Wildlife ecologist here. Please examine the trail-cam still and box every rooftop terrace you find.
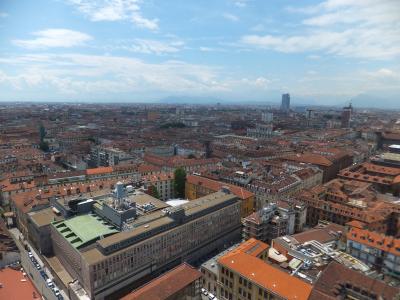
[53,214,118,249]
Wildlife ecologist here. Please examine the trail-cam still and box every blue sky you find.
[0,0,399,105]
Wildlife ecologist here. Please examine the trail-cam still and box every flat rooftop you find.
[100,192,168,210]
[53,214,118,249]
[97,191,237,248]
[28,207,64,227]
[82,191,238,264]
[381,152,400,162]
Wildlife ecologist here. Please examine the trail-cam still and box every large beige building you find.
[50,191,242,299]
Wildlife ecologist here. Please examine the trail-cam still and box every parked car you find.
[46,279,54,288]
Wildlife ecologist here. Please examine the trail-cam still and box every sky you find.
[0,0,399,106]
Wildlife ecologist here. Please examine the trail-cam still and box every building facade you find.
[281,93,290,113]
[346,221,400,279]
[51,191,242,299]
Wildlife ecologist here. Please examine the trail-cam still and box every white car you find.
[208,293,215,299]
[201,288,208,296]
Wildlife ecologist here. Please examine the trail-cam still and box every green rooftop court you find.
[53,214,118,249]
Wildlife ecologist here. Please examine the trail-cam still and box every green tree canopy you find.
[148,185,161,199]
[174,167,186,198]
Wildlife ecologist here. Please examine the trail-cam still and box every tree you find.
[39,124,46,142]
[39,141,49,152]
[148,185,161,199]
[187,153,196,159]
[174,167,186,198]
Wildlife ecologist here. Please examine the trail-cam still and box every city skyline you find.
[0,0,399,106]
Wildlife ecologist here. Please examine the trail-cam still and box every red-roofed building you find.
[283,149,353,182]
[121,263,202,300]
[298,179,399,236]
[346,221,400,279]
[217,238,313,300]
[309,261,400,300]
[186,174,254,218]
[0,267,41,300]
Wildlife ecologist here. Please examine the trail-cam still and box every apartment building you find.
[298,179,399,236]
[283,148,353,182]
[185,174,254,218]
[50,191,242,299]
[144,153,220,173]
[212,162,322,209]
[142,172,174,201]
[217,239,313,300]
[339,161,400,196]
[90,146,129,167]
[122,263,202,300]
[309,261,400,300]
[243,202,292,243]
[346,221,400,279]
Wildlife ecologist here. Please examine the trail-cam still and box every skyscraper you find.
[281,93,290,112]
[341,103,353,128]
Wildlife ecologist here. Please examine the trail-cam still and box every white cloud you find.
[130,39,184,54]
[104,38,184,55]
[0,12,8,18]
[254,77,270,88]
[66,0,159,31]
[366,68,399,80]
[0,53,227,95]
[199,46,226,52]
[242,0,400,59]
[222,13,239,22]
[233,1,248,8]
[13,29,92,49]
[239,77,271,89]
[0,53,279,100]
[131,13,158,30]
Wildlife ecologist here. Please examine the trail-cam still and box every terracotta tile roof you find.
[86,166,113,175]
[137,164,161,174]
[347,226,400,256]
[309,262,399,300]
[121,263,202,300]
[346,220,366,229]
[284,153,333,167]
[187,174,254,199]
[142,172,174,182]
[233,238,269,257]
[0,179,36,192]
[291,223,344,244]
[218,241,313,300]
[0,267,41,300]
